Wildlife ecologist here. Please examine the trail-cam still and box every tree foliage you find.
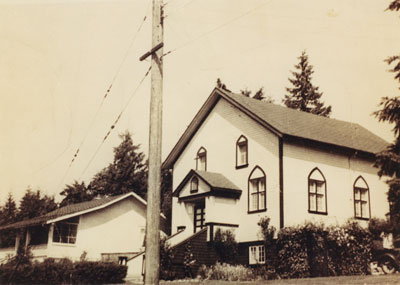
[17,188,57,221]
[240,87,274,103]
[283,51,331,117]
[374,3,400,233]
[89,131,148,199]
[59,181,93,207]
[0,193,17,225]
[0,193,18,247]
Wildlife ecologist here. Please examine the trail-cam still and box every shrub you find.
[198,262,255,281]
[160,236,176,280]
[213,229,238,264]
[258,218,373,279]
[0,258,127,284]
[275,225,310,279]
[368,218,393,239]
[326,220,373,276]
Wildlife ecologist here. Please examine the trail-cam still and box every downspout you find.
[279,137,284,229]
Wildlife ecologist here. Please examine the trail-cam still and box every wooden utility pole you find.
[143,0,163,284]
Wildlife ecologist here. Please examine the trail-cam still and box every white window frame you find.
[53,216,79,244]
[249,245,265,265]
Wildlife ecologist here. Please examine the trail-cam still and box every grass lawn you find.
[146,274,400,284]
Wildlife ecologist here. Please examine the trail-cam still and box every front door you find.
[194,202,205,233]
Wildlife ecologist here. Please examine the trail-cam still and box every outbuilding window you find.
[53,216,79,244]
[236,135,248,168]
[354,176,370,220]
[308,168,327,214]
[248,166,266,213]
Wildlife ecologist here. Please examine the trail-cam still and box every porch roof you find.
[173,169,242,200]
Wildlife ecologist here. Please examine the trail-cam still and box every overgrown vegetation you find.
[213,229,238,264]
[198,262,255,281]
[258,218,373,279]
[0,257,127,284]
[373,0,400,236]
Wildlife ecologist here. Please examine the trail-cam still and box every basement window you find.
[249,245,265,265]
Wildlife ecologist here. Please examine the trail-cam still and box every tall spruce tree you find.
[17,188,57,221]
[89,131,148,199]
[283,51,332,117]
[374,0,400,234]
[0,193,18,247]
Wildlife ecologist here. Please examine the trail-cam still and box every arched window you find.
[308,168,327,214]
[196,147,207,171]
[354,176,370,219]
[190,177,199,193]
[248,166,266,213]
[236,135,248,168]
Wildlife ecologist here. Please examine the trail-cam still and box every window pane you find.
[360,189,367,201]
[355,201,361,217]
[316,195,325,212]
[316,182,324,194]
[251,193,258,211]
[309,181,316,193]
[259,179,265,191]
[354,188,360,200]
[259,192,265,209]
[309,194,316,211]
[361,201,368,218]
[250,180,258,193]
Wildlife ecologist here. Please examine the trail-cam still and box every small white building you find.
[163,87,390,265]
[0,192,167,264]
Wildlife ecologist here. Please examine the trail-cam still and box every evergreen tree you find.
[374,1,400,233]
[0,193,18,247]
[17,188,57,221]
[0,193,17,225]
[89,131,148,199]
[240,87,275,103]
[283,51,332,117]
[59,181,93,207]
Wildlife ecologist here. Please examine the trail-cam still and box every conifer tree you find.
[283,51,332,117]
[0,193,18,247]
[89,131,148,199]
[374,0,400,233]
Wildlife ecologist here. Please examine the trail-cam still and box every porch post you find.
[47,223,54,250]
[25,228,31,249]
[15,231,21,254]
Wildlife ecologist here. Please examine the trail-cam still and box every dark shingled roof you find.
[0,193,132,231]
[173,169,241,197]
[163,88,389,169]
[194,170,241,191]
[223,90,388,154]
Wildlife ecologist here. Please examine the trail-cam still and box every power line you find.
[58,2,151,189]
[78,65,152,180]
[162,1,271,58]
[163,0,196,19]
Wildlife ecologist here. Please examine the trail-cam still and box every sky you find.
[0,0,399,205]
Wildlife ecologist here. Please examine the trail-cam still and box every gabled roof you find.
[0,192,159,231]
[163,88,389,169]
[173,169,242,199]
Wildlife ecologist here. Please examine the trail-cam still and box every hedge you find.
[0,258,127,284]
[260,219,373,279]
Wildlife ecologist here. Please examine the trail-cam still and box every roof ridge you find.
[221,88,365,127]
